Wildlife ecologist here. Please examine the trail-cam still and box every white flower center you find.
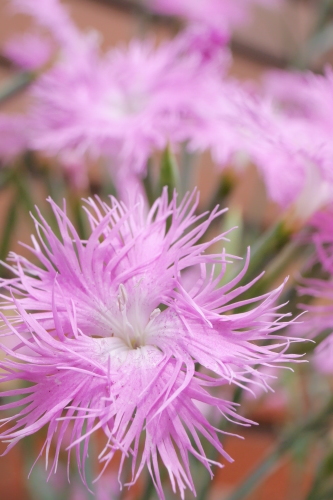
[103,88,147,120]
[114,283,161,350]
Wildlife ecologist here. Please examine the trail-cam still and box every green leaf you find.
[142,159,156,207]
[0,71,35,104]
[307,447,333,500]
[158,145,180,200]
[0,196,18,262]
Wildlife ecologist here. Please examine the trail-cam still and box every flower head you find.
[27,26,229,185]
[0,190,301,498]
[258,68,333,217]
[8,0,230,181]
[191,71,333,218]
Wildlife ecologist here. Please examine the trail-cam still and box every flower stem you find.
[0,71,35,105]
[158,145,180,201]
[142,159,156,207]
[240,237,309,304]
[0,195,18,262]
[225,396,333,500]
[70,196,89,240]
[243,220,292,283]
[12,168,36,215]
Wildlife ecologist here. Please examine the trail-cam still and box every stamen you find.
[149,308,161,322]
[117,284,128,312]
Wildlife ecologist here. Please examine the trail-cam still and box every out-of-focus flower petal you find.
[3,33,53,70]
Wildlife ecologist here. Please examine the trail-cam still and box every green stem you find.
[0,195,18,262]
[142,160,156,208]
[225,396,333,500]
[314,0,333,33]
[0,168,16,191]
[158,145,180,201]
[70,196,88,240]
[42,164,66,205]
[305,439,333,499]
[239,238,309,304]
[179,144,197,197]
[244,220,292,283]
[0,71,35,105]
[12,170,36,215]
[224,220,294,313]
[292,0,333,68]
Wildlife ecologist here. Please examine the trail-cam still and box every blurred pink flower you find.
[27,26,229,182]
[258,68,333,216]
[9,0,331,218]
[0,190,301,499]
[263,68,333,122]
[189,70,333,217]
[11,0,81,50]
[4,0,231,194]
[0,114,29,163]
[297,208,333,373]
[147,0,280,33]
[3,33,53,70]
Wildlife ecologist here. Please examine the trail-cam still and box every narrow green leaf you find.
[142,159,156,207]
[158,145,180,200]
[0,196,18,262]
[0,71,35,105]
[307,447,333,500]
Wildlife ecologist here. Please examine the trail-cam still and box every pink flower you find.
[242,108,333,217]
[258,68,333,217]
[0,114,29,164]
[10,0,81,50]
[263,68,333,122]
[3,33,53,70]
[5,0,232,195]
[27,26,229,181]
[0,190,301,498]
[297,209,333,373]
[147,0,280,33]
[190,71,333,217]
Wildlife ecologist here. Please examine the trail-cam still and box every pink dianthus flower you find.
[27,26,229,185]
[258,68,333,216]
[0,190,300,498]
[9,0,230,183]
[191,74,333,216]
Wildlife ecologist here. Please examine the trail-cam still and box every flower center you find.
[103,87,147,120]
[115,284,160,350]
